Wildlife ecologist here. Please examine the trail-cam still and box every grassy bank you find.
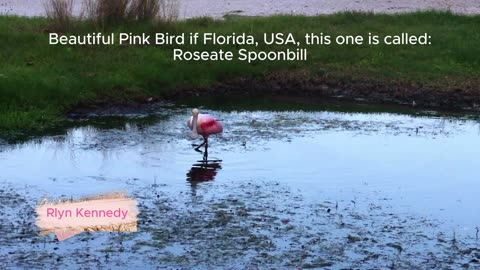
[1,12,479,135]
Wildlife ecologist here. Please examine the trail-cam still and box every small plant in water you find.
[452,230,457,245]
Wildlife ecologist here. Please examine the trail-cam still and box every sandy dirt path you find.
[1,0,479,18]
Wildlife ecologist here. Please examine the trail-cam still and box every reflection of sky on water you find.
[1,109,479,233]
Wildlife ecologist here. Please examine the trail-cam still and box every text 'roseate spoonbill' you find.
[187,108,223,151]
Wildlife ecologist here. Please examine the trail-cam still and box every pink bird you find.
[187,108,223,151]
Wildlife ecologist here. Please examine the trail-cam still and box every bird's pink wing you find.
[199,115,223,135]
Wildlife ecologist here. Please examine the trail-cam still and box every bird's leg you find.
[203,137,209,160]
[194,142,205,152]
[203,147,208,162]
[194,136,207,151]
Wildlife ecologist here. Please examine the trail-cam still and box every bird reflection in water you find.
[186,149,222,195]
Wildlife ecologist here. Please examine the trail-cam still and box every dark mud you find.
[170,71,480,112]
[67,71,480,121]
[1,181,480,269]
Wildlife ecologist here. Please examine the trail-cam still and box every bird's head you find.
[192,108,199,115]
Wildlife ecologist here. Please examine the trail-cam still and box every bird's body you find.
[187,109,223,152]
[187,114,223,137]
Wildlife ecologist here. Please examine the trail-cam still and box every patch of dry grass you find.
[158,0,179,22]
[44,0,74,31]
[45,0,179,27]
[129,0,160,21]
[82,0,130,25]
[81,0,179,24]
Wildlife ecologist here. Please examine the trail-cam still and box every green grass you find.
[1,11,479,135]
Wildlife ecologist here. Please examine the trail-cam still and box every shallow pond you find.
[1,98,480,269]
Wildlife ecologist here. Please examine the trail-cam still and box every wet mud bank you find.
[68,71,480,118]
[2,182,480,269]
[170,71,480,112]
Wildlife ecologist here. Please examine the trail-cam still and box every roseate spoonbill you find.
[187,108,223,151]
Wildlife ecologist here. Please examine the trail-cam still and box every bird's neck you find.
[190,113,199,138]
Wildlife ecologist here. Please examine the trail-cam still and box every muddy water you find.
[1,100,480,269]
